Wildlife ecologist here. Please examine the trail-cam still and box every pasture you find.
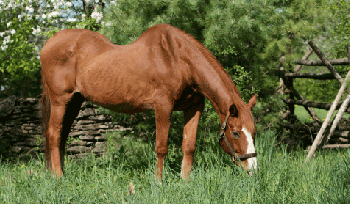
[295,105,350,122]
[1,129,349,203]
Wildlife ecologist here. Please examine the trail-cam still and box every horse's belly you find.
[80,86,156,114]
[100,102,153,114]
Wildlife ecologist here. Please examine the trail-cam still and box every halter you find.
[219,113,257,161]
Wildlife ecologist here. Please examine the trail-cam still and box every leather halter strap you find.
[219,113,257,161]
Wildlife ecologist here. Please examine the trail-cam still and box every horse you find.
[40,24,257,179]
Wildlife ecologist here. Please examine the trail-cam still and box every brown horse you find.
[40,24,257,179]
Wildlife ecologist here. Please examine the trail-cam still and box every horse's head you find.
[219,95,258,174]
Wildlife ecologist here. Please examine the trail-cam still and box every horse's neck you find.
[194,68,237,116]
[190,57,247,119]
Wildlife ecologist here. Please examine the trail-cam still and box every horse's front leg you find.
[181,95,205,179]
[154,103,172,180]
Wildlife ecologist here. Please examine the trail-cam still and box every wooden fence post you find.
[325,94,350,143]
[306,70,350,162]
[326,46,350,143]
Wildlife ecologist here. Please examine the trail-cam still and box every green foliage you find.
[294,76,340,103]
[263,0,331,62]
[204,0,269,59]
[330,0,350,59]
[281,0,350,104]
[0,0,103,98]
[100,0,207,45]
[249,94,285,133]
[0,0,45,97]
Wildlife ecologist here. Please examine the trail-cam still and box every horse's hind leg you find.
[180,94,205,179]
[46,93,84,176]
[154,100,174,180]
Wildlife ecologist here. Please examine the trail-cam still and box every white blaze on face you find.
[242,127,258,170]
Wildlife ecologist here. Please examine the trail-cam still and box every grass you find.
[295,105,350,122]
[1,129,350,203]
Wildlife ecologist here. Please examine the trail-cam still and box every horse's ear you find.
[248,94,257,110]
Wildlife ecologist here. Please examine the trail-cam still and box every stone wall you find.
[0,96,125,159]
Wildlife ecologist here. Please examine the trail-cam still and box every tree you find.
[330,0,350,59]
[0,0,106,98]
[288,0,348,103]
[0,0,48,97]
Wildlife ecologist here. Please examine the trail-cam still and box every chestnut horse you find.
[40,24,257,179]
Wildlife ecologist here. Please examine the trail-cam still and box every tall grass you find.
[1,129,349,203]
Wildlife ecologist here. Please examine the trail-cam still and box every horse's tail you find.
[41,75,50,160]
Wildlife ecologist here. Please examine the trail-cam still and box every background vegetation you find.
[2,0,349,122]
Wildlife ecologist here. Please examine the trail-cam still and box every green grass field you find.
[294,105,350,122]
[1,129,349,203]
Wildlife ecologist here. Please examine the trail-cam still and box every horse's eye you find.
[231,131,240,139]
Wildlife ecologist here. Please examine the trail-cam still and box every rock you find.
[91,115,106,121]
[69,140,87,146]
[88,130,101,136]
[79,135,95,141]
[97,124,109,129]
[0,95,16,118]
[95,136,107,141]
[69,131,85,137]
